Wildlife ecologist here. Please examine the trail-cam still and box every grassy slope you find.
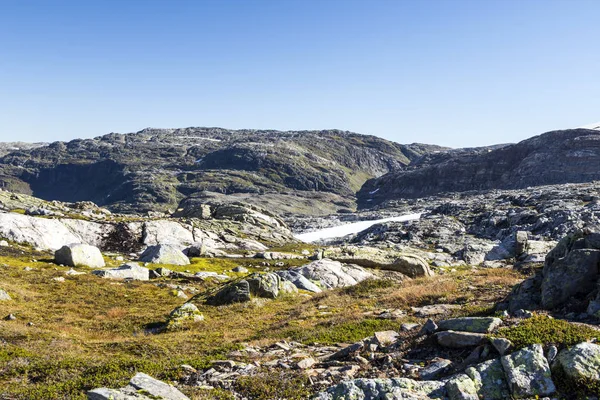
[0,245,527,399]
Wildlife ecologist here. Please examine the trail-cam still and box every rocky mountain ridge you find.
[0,127,445,215]
[359,128,600,207]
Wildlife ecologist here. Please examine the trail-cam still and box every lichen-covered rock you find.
[491,338,512,356]
[314,377,446,399]
[435,331,487,348]
[465,359,510,400]
[246,273,280,299]
[500,344,555,398]
[88,372,189,400]
[555,342,600,383]
[139,244,190,265]
[92,262,150,280]
[437,317,502,333]
[206,280,251,305]
[168,303,204,327]
[55,243,105,268]
[445,374,478,400]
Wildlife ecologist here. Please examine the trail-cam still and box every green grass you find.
[495,315,600,349]
[283,318,399,345]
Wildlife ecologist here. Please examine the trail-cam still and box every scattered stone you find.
[297,357,317,370]
[419,319,438,336]
[325,341,365,361]
[55,243,105,268]
[546,345,558,363]
[65,268,86,276]
[52,277,65,282]
[490,338,512,356]
[0,240,8,247]
[92,263,150,281]
[139,244,190,266]
[401,323,420,331]
[500,344,556,398]
[0,289,11,301]
[168,303,204,327]
[373,330,399,346]
[4,314,16,321]
[275,270,322,293]
[514,309,533,319]
[419,358,452,380]
[435,331,487,348]
[437,317,502,333]
[232,266,248,273]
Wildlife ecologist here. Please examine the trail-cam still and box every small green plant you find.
[235,371,312,400]
[495,315,600,349]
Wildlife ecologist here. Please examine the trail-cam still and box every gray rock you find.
[555,342,600,383]
[401,323,420,331]
[275,270,322,293]
[437,317,502,333]
[419,319,438,336]
[465,358,510,400]
[546,345,558,363]
[314,377,446,400]
[128,372,189,400]
[500,344,556,398]
[515,231,529,256]
[232,266,249,273]
[435,331,487,348]
[373,330,399,346]
[206,280,251,305]
[445,373,478,400]
[55,243,105,268]
[293,259,374,289]
[0,289,11,301]
[246,273,280,299]
[92,263,149,280]
[419,358,452,380]
[491,338,512,355]
[514,309,533,319]
[139,244,190,266]
[325,341,365,361]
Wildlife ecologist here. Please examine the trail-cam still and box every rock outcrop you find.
[139,244,190,266]
[88,372,189,400]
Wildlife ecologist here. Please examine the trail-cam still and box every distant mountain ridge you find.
[0,127,446,215]
[358,128,600,208]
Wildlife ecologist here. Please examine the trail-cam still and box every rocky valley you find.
[1,126,600,399]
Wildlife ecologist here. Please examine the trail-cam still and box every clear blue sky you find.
[1,0,599,147]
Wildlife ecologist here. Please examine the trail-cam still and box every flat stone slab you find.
[435,330,487,348]
[501,344,555,398]
[437,317,502,333]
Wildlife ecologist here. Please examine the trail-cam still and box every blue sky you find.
[1,0,599,147]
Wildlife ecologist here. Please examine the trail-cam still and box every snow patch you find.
[295,213,422,242]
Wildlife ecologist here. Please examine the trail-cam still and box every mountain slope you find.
[358,128,600,207]
[0,127,445,215]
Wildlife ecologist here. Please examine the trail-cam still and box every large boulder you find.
[555,342,600,384]
[55,243,105,268]
[324,246,433,278]
[465,359,510,400]
[142,221,195,249]
[139,244,190,265]
[88,372,189,400]
[500,344,555,398]
[92,263,150,280]
[206,280,251,306]
[167,303,204,327]
[246,273,280,299]
[293,259,375,289]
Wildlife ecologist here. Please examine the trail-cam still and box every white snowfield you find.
[295,213,422,243]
